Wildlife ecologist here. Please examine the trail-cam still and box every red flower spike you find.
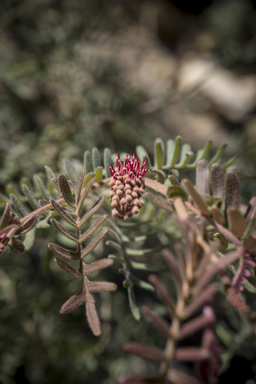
[109,154,147,220]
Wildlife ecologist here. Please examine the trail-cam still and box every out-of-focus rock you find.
[161,106,229,148]
[178,56,256,122]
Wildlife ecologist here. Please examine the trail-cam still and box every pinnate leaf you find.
[75,169,85,205]
[60,284,86,314]
[58,174,75,207]
[16,215,38,235]
[55,258,82,279]
[79,195,106,227]
[50,199,76,227]
[77,177,95,213]
[83,258,114,274]
[50,218,78,242]
[86,293,101,336]
[48,242,80,260]
[79,214,108,243]
[81,228,108,258]
[87,281,117,292]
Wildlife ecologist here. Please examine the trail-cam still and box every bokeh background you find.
[1,0,256,383]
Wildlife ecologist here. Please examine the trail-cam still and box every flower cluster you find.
[109,154,147,220]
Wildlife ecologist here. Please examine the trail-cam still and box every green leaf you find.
[104,226,122,244]
[168,175,181,186]
[34,175,53,201]
[136,145,151,167]
[95,166,103,183]
[36,212,52,229]
[10,194,27,218]
[150,169,165,184]
[104,148,112,178]
[222,152,242,170]
[23,227,36,251]
[92,147,100,170]
[164,136,181,168]
[130,261,159,271]
[64,159,77,185]
[125,247,160,256]
[154,138,164,169]
[58,174,75,207]
[44,165,56,180]
[175,144,193,168]
[106,240,124,257]
[22,184,41,210]
[84,150,92,174]
[166,185,188,200]
[82,172,95,188]
[209,144,227,166]
[0,193,9,208]
[128,286,141,320]
[6,183,25,202]
[187,140,212,169]
[127,272,155,291]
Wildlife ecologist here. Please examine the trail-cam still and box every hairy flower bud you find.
[109,154,147,219]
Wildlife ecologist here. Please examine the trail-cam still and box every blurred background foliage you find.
[1,0,256,383]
